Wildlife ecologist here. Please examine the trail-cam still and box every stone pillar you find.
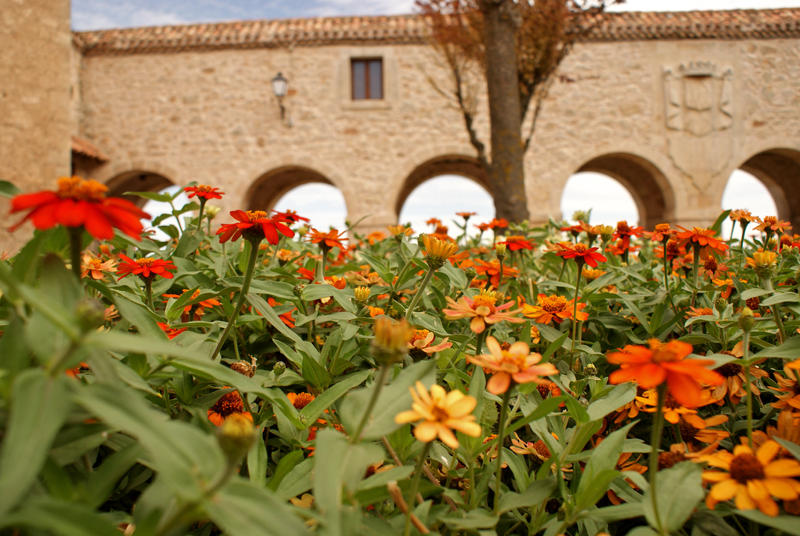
[0,0,72,254]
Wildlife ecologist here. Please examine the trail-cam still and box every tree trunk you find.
[479,0,529,223]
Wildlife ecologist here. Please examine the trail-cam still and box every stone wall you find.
[0,0,72,253]
[76,34,800,231]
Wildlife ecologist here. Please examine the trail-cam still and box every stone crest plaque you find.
[663,62,733,182]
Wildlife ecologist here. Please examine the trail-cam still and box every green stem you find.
[475,329,487,355]
[169,200,184,234]
[661,239,671,295]
[211,238,260,360]
[404,441,432,536]
[318,247,328,282]
[68,227,83,280]
[742,330,754,448]
[691,244,700,308]
[570,265,584,358]
[144,278,154,310]
[764,278,786,343]
[405,267,436,320]
[493,387,513,513]
[649,383,668,536]
[350,364,390,443]
[196,199,206,231]
[497,258,504,290]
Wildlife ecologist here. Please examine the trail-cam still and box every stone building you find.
[2,1,800,251]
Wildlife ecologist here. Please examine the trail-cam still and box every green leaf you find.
[761,292,800,306]
[439,509,498,529]
[710,209,731,234]
[775,437,800,462]
[206,478,310,536]
[751,336,800,360]
[275,457,313,500]
[299,369,370,426]
[86,442,145,508]
[301,354,331,390]
[576,422,635,510]
[0,497,119,535]
[497,478,557,514]
[625,527,659,536]
[125,190,173,202]
[248,294,302,344]
[0,179,20,197]
[564,395,590,424]
[642,461,703,533]
[0,370,71,514]
[247,425,268,487]
[587,383,636,421]
[111,292,163,339]
[339,361,436,441]
[589,502,644,523]
[740,288,771,300]
[439,262,467,289]
[268,449,305,491]
[736,509,800,536]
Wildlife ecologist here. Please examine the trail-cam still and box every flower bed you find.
[0,179,799,535]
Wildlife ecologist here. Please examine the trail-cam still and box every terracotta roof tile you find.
[71,136,108,162]
[75,9,800,55]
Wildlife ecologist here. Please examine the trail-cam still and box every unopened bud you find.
[714,297,728,314]
[273,361,286,377]
[739,307,755,332]
[495,242,507,260]
[584,363,598,376]
[205,205,221,219]
[354,286,371,302]
[372,317,415,364]
[75,298,106,332]
[217,413,256,463]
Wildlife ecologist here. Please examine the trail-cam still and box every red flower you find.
[216,210,294,244]
[556,242,607,267]
[9,176,150,240]
[184,184,224,200]
[487,218,508,230]
[273,209,309,224]
[675,227,729,258]
[117,254,176,280]
[157,322,187,340]
[607,339,723,408]
[500,235,534,252]
[307,228,347,251]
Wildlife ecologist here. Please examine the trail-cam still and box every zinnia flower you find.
[499,235,534,252]
[81,253,117,280]
[157,322,187,340]
[9,176,150,240]
[308,228,346,251]
[443,289,523,334]
[117,254,176,280]
[702,440,800,516]
[467,336,557,394]
[184,184,224,200]
[394,382,481,449]
[273,209,309,224]
[422,234,458,265]
[207,390,253,426]
[556,242,607,267]
[675,227,729,258]
[522,293,588,325]
[607,339,724,408]
[216,210,294,244]
[408,329,452,356]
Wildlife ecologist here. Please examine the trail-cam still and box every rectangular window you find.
[351,58,383,100]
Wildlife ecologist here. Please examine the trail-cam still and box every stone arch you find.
[246,166,345,213]
[732,148,800,228]
[572,153,674,229]
[395,154,491,218]
[104,169,175,206]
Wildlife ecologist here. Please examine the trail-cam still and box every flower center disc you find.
[729,453,765,483]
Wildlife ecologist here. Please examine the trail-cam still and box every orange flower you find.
[472,258,519,288]
[701,440,800,516]
[607,339,724,408]
[367,305,385,317]
[755,216,791,236]
[675,227,729,258]
[117,254,176,280]
[394,382,481,449]
[522,293,588,325]
[162,288,221,321]
[365,231,387,244]
[81,253,116,280]
[614,220,644,246]
[9,176,150,240]
[442,289,523,334]
[487,218,508,230]
[157,322,187,339]
[272,209,309,224]
[287,392,315,410]
[307,228,346,251]
[729,209,755,223]
[267,297,296,328]
[456,211,477,219]
[216,210,294,244]
[207,390,252,427]
[408,329,452,355]
[184,184,223,200]
[645,223,674,242]
[467,336,557,394]
[556,242,607,267]
[499,235,534,252]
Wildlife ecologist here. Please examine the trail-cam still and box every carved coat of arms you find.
[663,62,733,183]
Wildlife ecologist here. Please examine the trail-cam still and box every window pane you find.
[352,61,366,99]
[368,59,382,99]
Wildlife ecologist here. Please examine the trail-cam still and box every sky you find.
[75,0,793,233]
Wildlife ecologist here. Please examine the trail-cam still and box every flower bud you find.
[273,361,286,377]
[217,413,256,463]
[495,242,507,260]
[75,297,106,332]
[584,363,598,376]
[572,210,589,223]
[739,307,755,332]
[354,286,371,303]
[205,205,221,219]
[372,317,414,364]
[714,297,728,314]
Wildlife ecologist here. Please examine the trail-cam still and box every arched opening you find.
[561,172,639,226]
[105,170,187,240]
[721,170,779,239]
[398,175,494,235]
[248,167,347,231]
[734,148,800,230]
[397,155,493,235]
[567,153,673,229]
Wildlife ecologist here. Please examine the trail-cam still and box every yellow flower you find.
[395,382,481,449]
[372,317,415,364]
[421,234,458,266]
[746,250,778,268]
[702,440,800,516]
[354,286,371,302]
